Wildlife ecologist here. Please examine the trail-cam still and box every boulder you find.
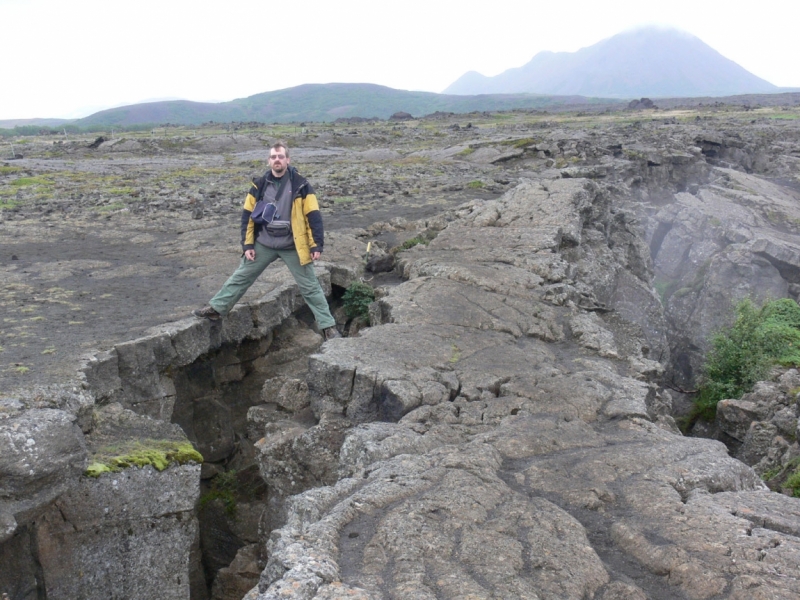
[0,409,87,543]
[717,398,770,441]
[35,464,200,600]
[211,544,264,600]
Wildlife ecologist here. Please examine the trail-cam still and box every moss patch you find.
[449,344,462,364]
[86,439,202,477]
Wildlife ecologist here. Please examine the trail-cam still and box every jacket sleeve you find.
[302,184,323,252]
[241,183,259,251]
[306,207,323,253]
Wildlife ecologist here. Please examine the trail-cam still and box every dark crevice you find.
[755,251,800,285]
[649,221,673,260]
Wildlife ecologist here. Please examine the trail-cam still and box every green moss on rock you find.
[85,440,203,478]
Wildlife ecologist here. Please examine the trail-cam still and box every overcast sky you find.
[1,0,798,120]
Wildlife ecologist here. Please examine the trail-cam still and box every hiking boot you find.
[193,306,221,321]
[323,326,341,340]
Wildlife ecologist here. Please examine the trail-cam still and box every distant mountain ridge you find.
[63,84,620,127]
[0,118,72,128]
[445,27,779,98]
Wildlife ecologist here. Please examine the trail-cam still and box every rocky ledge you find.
[3,109,800,599]
[246,177,800,599]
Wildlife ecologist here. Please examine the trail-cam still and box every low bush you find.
[199,470,239,517]
[784,463,800,497]
[342,281,375,320]
[399,236,428,250]
[693,298,800,421]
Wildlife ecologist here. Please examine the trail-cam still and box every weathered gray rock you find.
[211,544,264,600]
[7,113,800,600]
[255,419,351,499]
[251,316,324,379]
[261,377,311,413]
[0,408,87,543]
[718,398,771,441]
[647,169,800,384]
[570,311,620,357]
[247,404,288,442]
[35,464,200,600]
[0,248,350,598]
[771,406,798,437]
[737,421,780,466]
[0,523,40,600]
[249,178,800,599]
[716,372,800,473]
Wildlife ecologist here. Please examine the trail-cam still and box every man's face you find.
[269,147,290,177]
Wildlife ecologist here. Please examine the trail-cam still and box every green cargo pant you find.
[208,242,336,329]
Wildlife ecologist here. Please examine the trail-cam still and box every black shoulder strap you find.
[255,171,270,202]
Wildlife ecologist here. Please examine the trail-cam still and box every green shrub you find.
[693,298,800,421]
[342,281,375,320]
[783,466,800,497]
[399,236,426,250]
[199,470,239,517]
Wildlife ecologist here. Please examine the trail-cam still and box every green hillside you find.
[75,83,621,127]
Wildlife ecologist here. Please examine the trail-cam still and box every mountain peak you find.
[444,27,776,98]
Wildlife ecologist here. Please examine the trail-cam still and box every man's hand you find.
[245,249,255,261]
[311,251,321,261]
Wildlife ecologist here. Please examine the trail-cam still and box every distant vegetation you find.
[0,122,151,138]
[693,298,800,421]
[4,82,799,137]
[1,83,624,134]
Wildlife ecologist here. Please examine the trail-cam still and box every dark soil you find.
[2,105,799,394]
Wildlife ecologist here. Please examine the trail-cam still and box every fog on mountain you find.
[444,26,778,98]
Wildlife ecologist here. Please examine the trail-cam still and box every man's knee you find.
[230,263,262,285]
[293,272,323,296]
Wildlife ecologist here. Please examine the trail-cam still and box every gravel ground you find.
[3,105,798,394]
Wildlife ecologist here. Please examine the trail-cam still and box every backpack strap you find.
[255,170,271,202]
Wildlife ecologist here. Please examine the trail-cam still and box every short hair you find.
[270,141,289,158]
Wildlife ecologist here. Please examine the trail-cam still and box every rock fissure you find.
[5,110,800,599]
[254,166,800,598]
[554,502,691,600]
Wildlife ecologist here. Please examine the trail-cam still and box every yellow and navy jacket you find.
[241,166,324,266]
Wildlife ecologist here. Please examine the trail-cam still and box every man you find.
[193,142,340,340]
